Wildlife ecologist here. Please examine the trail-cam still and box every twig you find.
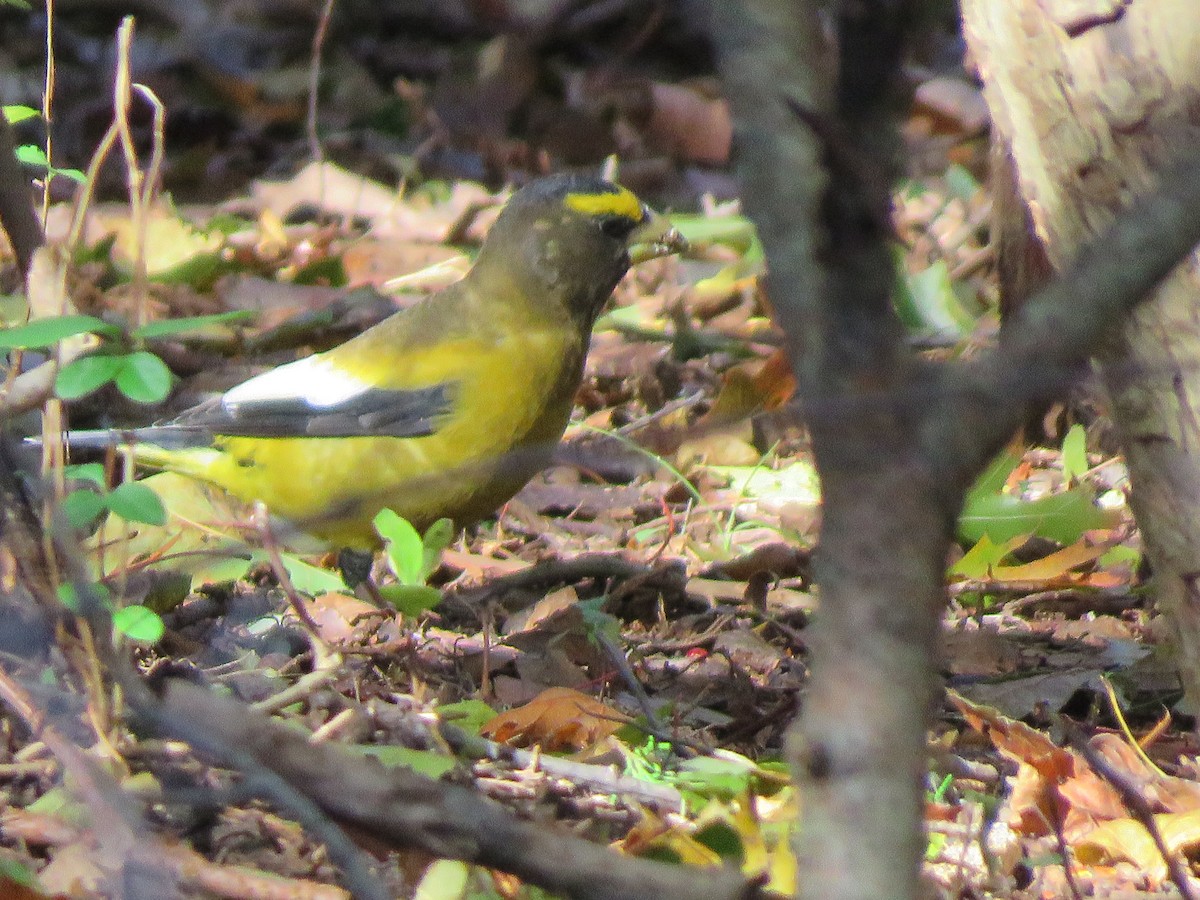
[593,627,655,724]
[307,0,336,162]
[253,504,327,642]
[250,503,342,714]
[40,0,56,225]
[447,553,655,608]
[154,677,760,900]
[4,809,351,900]
[131,678,389,900]
[436,720,684,812]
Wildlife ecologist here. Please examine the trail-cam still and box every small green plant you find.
[4,104,85,184]
[57,580,165,644]
[56,462,167,642]
[1060,422,1089,484]
[61,462,166,530]
[373,510,454,615]
[0,310,251,404]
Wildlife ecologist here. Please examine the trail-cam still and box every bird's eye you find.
[598,215,637,239]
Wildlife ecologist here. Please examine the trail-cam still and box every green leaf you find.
[55,354,123,398]
[63,489,107,529]
[378,583,443,616]
[112,605,165,643]
[1061,424,1089,483]
[353,744,456,778]
[14,144,47,167]
[49,166,86,185]
[970,449,1021,497]
[56,583,80,612]
[949,533,1024,579]
[132,310,255,340]
[0,855,39,889]
[959,485,1118,546]
[26,785,89,824]
[292,256,347,287]
[114,351,173,403]
[894,259,977,337]
[413,859,470,900]
[3,105,39,125]
[277,553,348,594]
[708,459,821,505]
[436,699,498,736]
[930,772,954,803]
[64,462,107,486]
[374,508,425,585]
[578,598,623,645]
[693,821,743,861]
[667,214,758,253]
[108,208,227,286]
[669,754,758,799]
[1100,544,1141,568]
[0,314,118,349]
[421,517,454,581]
[56,581,112,614]
[926,832,948,861]
[106,482,167,525]
[201,212,255,236]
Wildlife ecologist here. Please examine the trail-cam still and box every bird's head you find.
[474,174,687,327]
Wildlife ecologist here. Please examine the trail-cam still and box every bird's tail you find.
[26,426,213,453]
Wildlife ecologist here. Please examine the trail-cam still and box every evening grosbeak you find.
[53,175,686,548]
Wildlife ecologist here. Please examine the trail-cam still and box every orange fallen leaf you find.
[986,537,1112,584]
[1076,809,1200,884]
[752,349,796,411]
[480,687,627,751]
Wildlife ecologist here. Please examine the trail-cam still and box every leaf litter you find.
[0,24,1194,899]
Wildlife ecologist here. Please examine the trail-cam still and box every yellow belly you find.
[141,327,583,547]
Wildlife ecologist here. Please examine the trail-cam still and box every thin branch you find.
[151,677,760,900]
[307,0,336,162]
[942,148,1200,487]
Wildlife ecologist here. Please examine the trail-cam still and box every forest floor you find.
[0,5,1195,899]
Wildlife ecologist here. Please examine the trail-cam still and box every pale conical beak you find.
[628,210,688,264]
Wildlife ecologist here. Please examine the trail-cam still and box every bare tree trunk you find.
[710,1,1200,897]
[962,0,1200,708]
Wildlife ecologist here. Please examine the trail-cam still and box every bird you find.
[49,175,686,549]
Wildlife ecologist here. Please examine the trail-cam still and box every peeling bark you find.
[962,0,1200,706]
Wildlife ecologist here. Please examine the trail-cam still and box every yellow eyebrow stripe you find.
[563,187,644,221]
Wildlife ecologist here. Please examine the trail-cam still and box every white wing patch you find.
[222,355,373,413]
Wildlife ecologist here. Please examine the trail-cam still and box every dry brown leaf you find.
[1088,733,1200,813]
[0,874,57,900]
[1075,809,1200,884]
[675,428,761,468]
[480,687,627,750]
[698,363,770,429]
[986,537,1111,584]
[342,240,465,289]
[440,549,529,581]
[752,350,797,411]
[294,593,383,645]
[949,692,1191,840]
[950,691,1077,835]
[503,586,583,638]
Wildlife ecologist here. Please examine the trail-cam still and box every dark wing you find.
[174,381,455,439]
